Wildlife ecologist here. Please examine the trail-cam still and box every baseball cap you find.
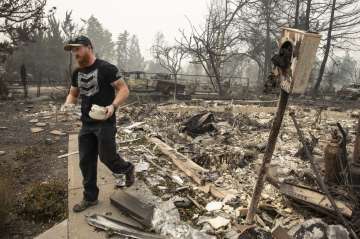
[64,35,93,51]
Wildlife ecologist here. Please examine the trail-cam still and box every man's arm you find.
[111,79,129,107]
[65,86,80,104]
[105,79,129,118]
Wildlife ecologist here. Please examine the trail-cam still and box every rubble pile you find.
[13,100,359,238]
[112,101,359,238]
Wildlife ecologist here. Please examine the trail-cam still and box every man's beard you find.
[76,53,91,68]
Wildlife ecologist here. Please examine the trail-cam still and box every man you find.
[62,35,135,212]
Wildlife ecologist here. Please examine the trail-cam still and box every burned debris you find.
[1,1,360,236]
[103,97,360,238]
[3,81,360,238]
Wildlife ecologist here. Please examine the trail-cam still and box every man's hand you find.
[60,103,75,112]
[105,104,115,119]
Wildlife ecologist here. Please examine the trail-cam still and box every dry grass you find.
[0,171,14,230]
[22,180,67,223]
[15,146,41,161]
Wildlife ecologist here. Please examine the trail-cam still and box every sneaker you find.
[125,163,135,187]
[113,163,135,188]
[113,173,126,187]
[73,199,98,213]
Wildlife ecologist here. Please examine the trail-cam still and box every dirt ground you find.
[0,97,75,239]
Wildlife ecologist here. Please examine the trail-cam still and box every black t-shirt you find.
[71,59,121,125]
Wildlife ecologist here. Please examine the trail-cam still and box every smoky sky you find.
[48,0,209,60]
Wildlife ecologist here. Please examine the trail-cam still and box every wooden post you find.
[174,74,177,102]
[68,52,72,87]
[0,52,9,98]
[353,116,360,164]
[350,115,360,193]
[246,89,289,224]
[37,71,42,97]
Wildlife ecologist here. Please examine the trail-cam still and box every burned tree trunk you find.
[0,53,8,99]
[353,116,360,164]
[36,70,42,97]
[0,76,8,99]
[305,0,312,31]
[263,0,272,82]
[294,0,300,28]
[313,0,336,95]
[20,64,28,98]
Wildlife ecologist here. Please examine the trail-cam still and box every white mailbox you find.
[278,27,321,94]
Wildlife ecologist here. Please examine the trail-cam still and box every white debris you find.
[206,216,230,230]
[135,161,150,172]
[222,194,237,204]
[327,225,350,239]
[122,122,145,134]
[223,205,234,214]
[31,127,44,133]
[288,218,350,239]
[205,201,223,212]
[50,130,66,136]
[152,199,216,239]
[158,186,167,191]
[146,175,165,187]
[35,122,47,127]
[171,175,184,185]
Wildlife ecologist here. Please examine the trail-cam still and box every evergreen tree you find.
[128,35,144,71]
[86,15,115,62]
[115,31,130,72]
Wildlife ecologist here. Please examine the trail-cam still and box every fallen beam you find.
[198,183,233,200]
[279,182,352,218]
[146,136,207,185]
[146,136,234,199]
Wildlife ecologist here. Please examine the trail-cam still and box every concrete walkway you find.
[35,220,67,239]
[37,134,149,239]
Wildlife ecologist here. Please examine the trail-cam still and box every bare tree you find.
[311,0,360,95]
[152,46,185,77]
[179,0,249,96]
[239,0,285,86]
[151,32,186,100]
[0,0,47,45]
[61,10,83,87]
[312,0,337,95]
[304,0,312,30]
[0,0,47,98]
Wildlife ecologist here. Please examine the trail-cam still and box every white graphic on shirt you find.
[77,69,99,97]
